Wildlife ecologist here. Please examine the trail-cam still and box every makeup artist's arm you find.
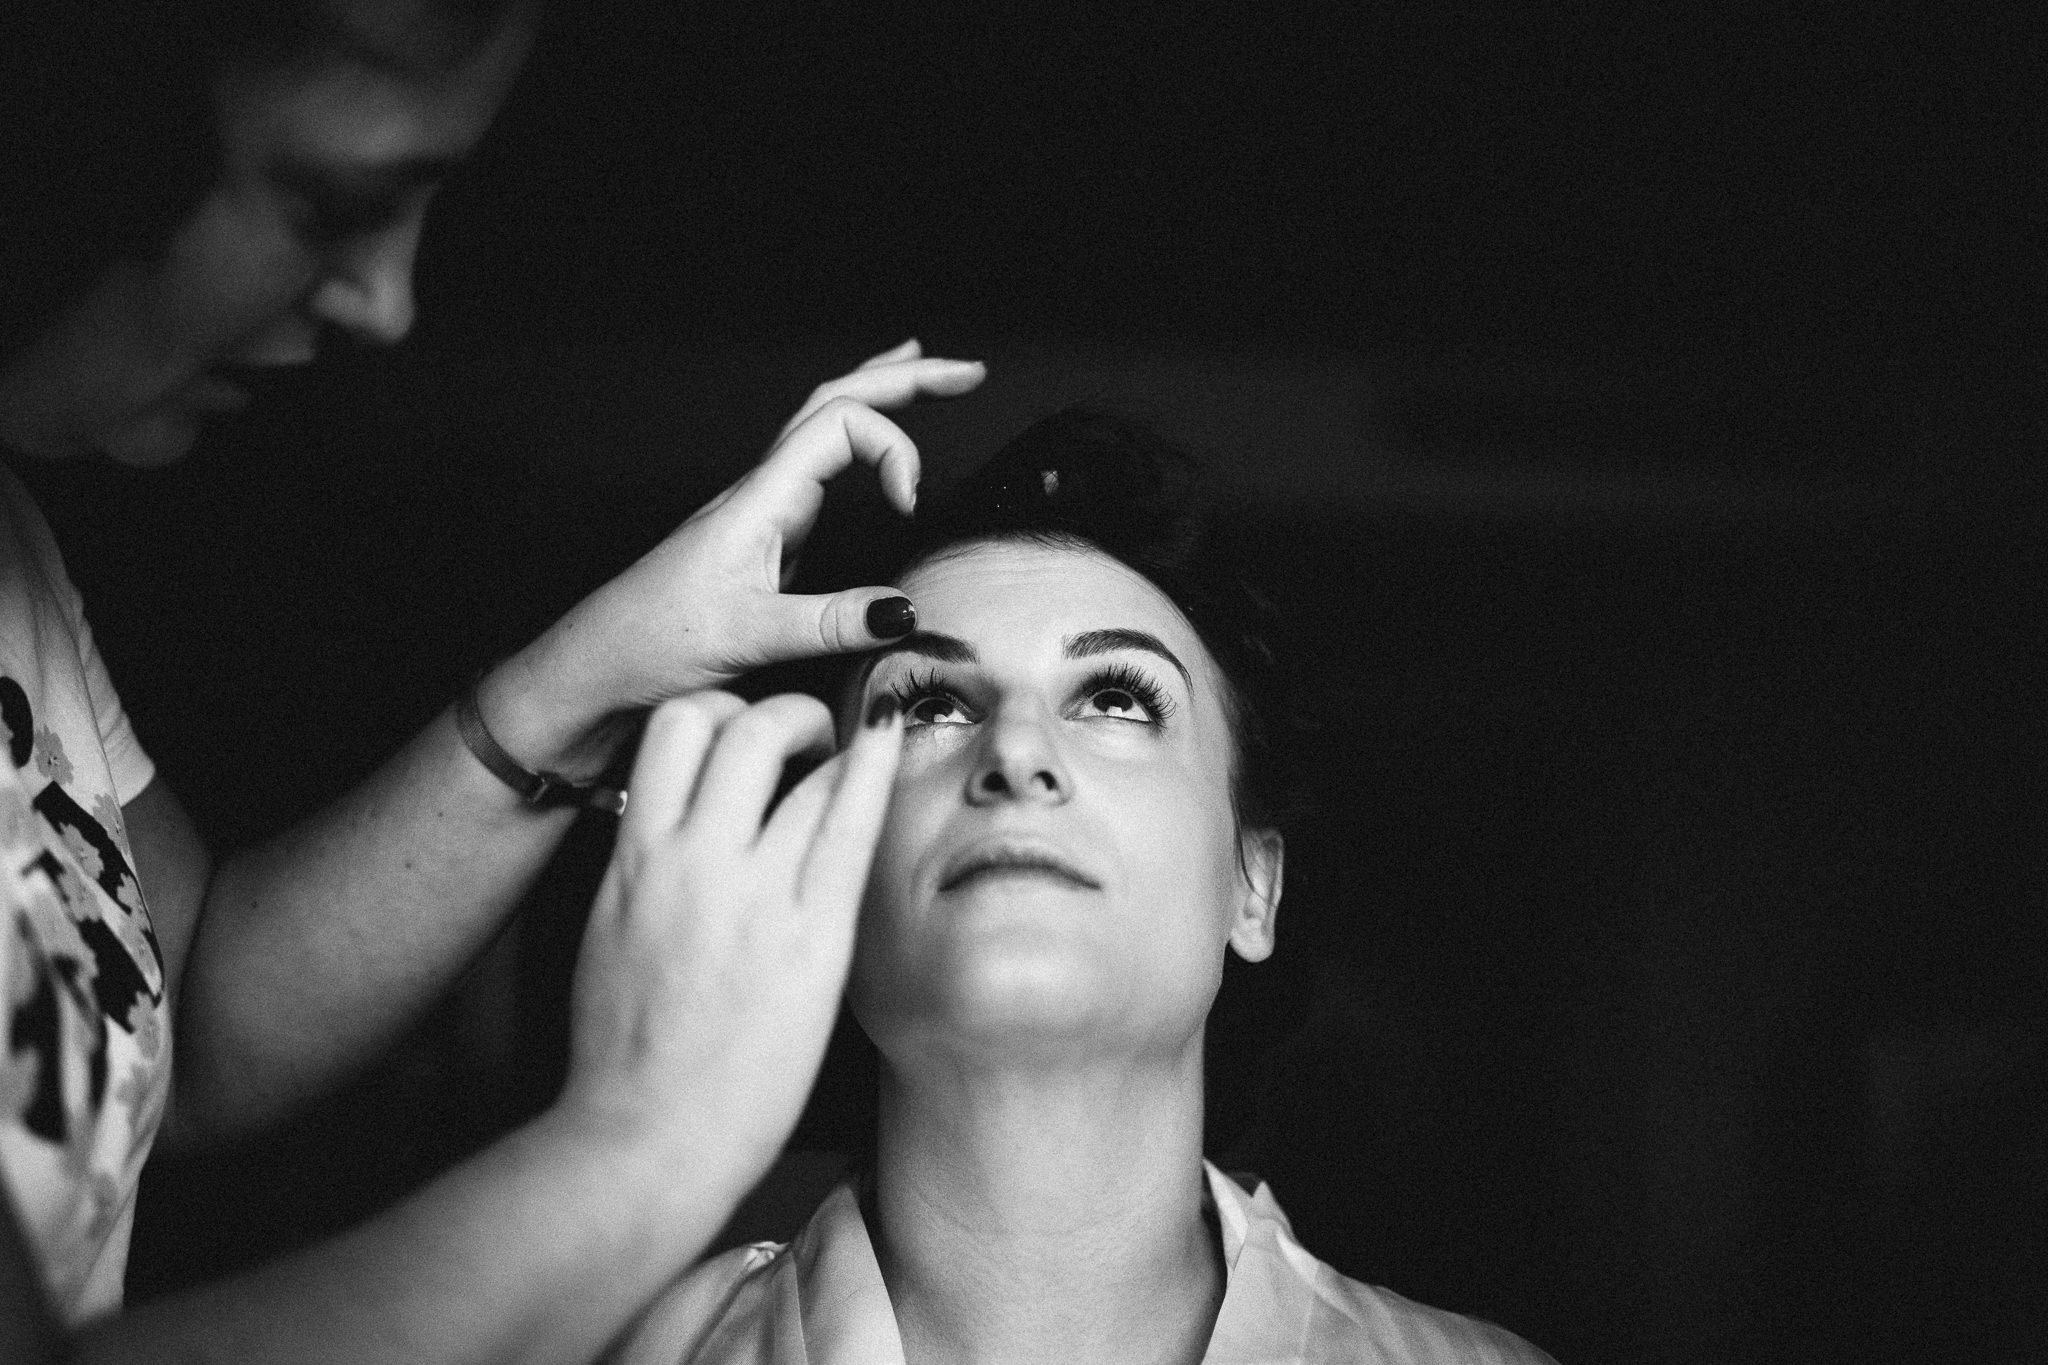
[149,341,980,1144]
[13,689,903,1365]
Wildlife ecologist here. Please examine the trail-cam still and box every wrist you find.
[471,648,634,789]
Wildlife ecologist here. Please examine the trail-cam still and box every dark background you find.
[21,2,2044,1361]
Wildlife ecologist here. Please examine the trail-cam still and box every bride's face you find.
[848,537,1280,1065]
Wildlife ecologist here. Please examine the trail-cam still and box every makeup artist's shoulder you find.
[600,1240,790,1365]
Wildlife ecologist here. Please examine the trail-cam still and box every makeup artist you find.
[2,2,980,1360]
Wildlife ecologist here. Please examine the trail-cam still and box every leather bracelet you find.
[454,675,627,816]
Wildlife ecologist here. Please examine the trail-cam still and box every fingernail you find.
[864,694,900,729]
[866,595,915,639]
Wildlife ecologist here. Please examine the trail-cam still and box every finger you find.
[818,358,985,412]
[682,693,836,851]
[776,357,986,441]
[621,692,746,838]
[857,338,922,369]
[754,586,916,665]
[745,398,921,527]
[797,696,905,907]
[754,749,843,870]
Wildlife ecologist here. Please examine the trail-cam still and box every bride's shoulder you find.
[1305,1272,1562,1365]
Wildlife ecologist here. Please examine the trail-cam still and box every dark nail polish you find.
[866,595,915,639]
[864,694,900,728]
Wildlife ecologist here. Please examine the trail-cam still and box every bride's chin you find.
[866,963,1094,1036]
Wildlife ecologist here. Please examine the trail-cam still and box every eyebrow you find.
[852,630,975,693]
[1064,628,1193,690]
[854,627,1192,691]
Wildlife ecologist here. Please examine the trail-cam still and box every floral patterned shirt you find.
[1,463,168,1324]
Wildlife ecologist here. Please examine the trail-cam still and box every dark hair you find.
[861,406,1299,836]
[201,0,537,73]
[0,0,532,362]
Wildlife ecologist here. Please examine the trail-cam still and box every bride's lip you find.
[939,842,1101,893]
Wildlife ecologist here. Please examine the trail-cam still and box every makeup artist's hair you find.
[853,406,1300,835]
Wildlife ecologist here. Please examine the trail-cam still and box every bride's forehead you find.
[900,540,1186,640]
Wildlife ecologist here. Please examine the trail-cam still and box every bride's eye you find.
[907,693,968,725]
[1077,664,1174,724]
[1090,687,1144,718]
[889,672,976,727]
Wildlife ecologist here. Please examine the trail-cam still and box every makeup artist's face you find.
[849,538,1277,1065]
[0,5,531,467]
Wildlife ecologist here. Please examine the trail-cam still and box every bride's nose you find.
[965,707,1071,807]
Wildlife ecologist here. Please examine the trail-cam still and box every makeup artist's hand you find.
[556,689,903,1176]
[478,339,981,779]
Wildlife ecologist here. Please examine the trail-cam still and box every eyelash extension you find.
[880,662,1175,724]
[885,668,971,721]
[1080,662,1176,724]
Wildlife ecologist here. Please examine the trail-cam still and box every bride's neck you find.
[869,1047,1221,1365]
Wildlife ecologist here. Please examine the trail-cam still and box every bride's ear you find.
[1228,828,1283,963]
